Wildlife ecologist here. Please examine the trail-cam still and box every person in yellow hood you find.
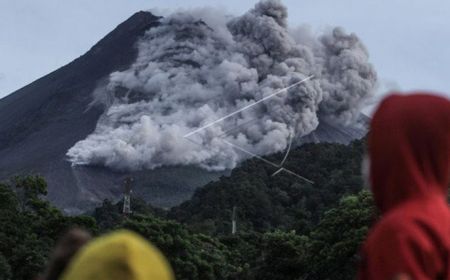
[60,230,175,280]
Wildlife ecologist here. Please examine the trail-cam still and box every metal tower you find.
[122,177,133,215]
[231,206,237,235]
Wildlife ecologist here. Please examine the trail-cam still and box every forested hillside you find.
[0,139,378,280]
[170,140,367,235]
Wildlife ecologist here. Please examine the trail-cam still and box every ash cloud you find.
[67,0,377,171]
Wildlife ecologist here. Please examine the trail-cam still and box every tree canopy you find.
[0,139,377,280]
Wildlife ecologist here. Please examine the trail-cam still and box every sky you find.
[1,0,449,101]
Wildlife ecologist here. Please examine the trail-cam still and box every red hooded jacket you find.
[358,93,450,280]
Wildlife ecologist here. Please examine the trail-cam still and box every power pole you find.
[231,206,237,235]
[123,177,133,216]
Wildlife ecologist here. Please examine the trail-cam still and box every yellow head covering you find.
[61,230,174,280]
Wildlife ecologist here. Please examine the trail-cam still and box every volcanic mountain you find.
[0,9,371,213]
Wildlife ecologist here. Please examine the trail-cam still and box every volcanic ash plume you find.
[67,0,377,171]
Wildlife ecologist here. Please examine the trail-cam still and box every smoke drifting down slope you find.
[67,0,376,171]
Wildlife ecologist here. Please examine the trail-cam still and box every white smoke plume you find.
[67,0,376,171]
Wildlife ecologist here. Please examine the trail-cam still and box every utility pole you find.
[231,206,237,235]
[123,177,133,216]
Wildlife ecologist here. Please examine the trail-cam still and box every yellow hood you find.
[61,230,174,280]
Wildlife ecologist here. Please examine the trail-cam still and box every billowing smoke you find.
[67,0,376,171]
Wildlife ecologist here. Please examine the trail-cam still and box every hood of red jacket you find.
[368,93,450,213]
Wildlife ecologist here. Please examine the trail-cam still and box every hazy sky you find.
[1,0,449,99]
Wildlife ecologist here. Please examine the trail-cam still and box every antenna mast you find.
[231,206,237,235]
[123,177,133,216]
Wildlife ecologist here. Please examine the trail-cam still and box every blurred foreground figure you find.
[41,228,91,280]
[60,230,174,280]
[358,93,450,279]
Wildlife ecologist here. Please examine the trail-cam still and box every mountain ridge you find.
[0,11,165,212]
[0,11,369,213]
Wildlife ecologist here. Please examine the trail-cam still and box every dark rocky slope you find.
[0,11,367,213]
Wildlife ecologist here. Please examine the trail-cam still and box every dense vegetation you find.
[0,139,378,280]
[170,140,366,235]
[0,176,96,280]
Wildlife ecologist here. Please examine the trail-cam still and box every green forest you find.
[0,139,379,280]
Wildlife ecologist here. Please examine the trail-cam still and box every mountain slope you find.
[0,12,171,211]
[170,139,366,235]
[0,11,369,213]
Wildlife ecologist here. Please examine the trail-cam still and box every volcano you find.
[0,9,371,213]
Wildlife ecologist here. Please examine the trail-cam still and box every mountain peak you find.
[0,7,373,213]
[88,11,160,57]
[0,10,165,212]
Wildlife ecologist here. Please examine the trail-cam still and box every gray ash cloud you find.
[67,0,376,171]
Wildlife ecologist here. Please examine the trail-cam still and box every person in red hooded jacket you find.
[358,93,450,279]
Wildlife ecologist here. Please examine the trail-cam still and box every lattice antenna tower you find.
[123,177,133,216]
[231,206,237,235]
